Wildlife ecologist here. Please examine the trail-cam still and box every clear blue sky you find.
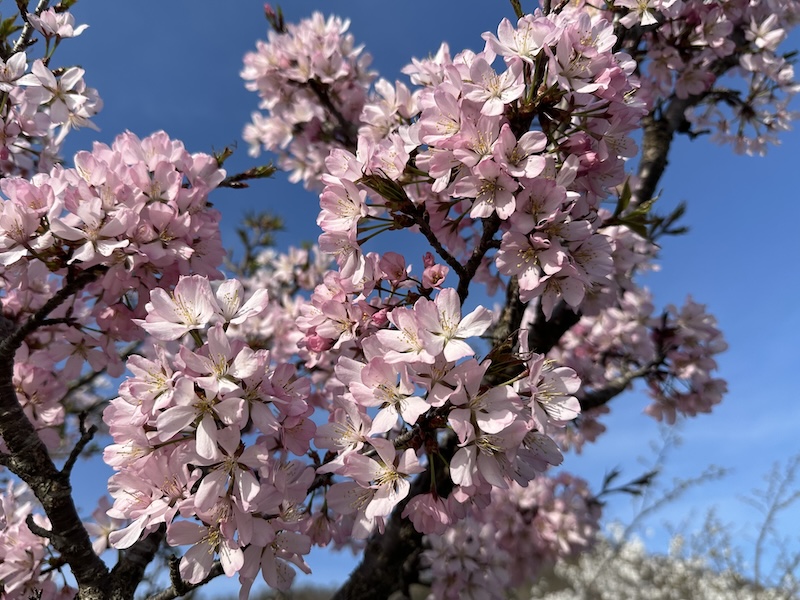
[49,0,800,595]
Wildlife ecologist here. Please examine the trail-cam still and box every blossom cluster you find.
[3,0,789,597]
[103,275,316,593]
[241,12,374,188]
[233,5,741,595]
[644,297,728,423]
[0,131,225,448]
[0,8,101,178]
[313,302,581,541]
[103,267,585,594]
[551,289,727,434]
[605,0,800,155]
[271,9,650,317]
[420,473,599,599]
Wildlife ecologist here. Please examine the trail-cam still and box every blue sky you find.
[46,0,800,595]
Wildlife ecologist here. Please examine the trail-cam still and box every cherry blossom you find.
[3,1,793,598]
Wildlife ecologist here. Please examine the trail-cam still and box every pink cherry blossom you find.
[137,275,218,340]
[415,288,493,362]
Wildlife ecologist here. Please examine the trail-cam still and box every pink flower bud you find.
[371,308,389,327]
[306,333,334,352]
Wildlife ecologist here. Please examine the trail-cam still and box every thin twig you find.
[218,163,277,189]
[578,360,662,411]
[12,0,51,53]
[456,213,501,302]
[61,341,141,405]
[145,561,225,600]
[38,318,76,327]
[410,205,467,281]
[61,412,97,478]
[40,555,68,575]
[0,267,104,359]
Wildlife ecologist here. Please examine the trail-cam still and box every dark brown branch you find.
[527,301,581,355]
[111,527,168,600]
[578,362,660,412]
[456,213,501,303]
[632,103,688,208]
[26,513,55,539]
[632,36,745,208]
[0,266,103,358]
[218,164,277,189]
[410,204,467,282]
[145,560,225,600]
[39,317,76,327]
[61,413,97,478]
[509,0,525,19]
[0,354,109,597]
[307,78,359,149]
[357,174,468,282]
[490,277,525,348]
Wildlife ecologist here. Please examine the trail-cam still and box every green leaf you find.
[213,144,235,167]
[625,197,657,219]
[612,179,632,218]
[358,174,413,210]
[0,15,23,41]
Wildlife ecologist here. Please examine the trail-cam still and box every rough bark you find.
[0,357,110,599]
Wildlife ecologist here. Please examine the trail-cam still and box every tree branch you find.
[631,37,745,208]
[26,513,56,539]
[12,0,50,52]
[0,352,109,597]
[0,268,111,598]
[358,174,469,282]
[110,527,168,600]
[0,266,103,358]
[307,78,359,149]
[490,276,525,349]
[145,560,225,600]
[410,204,467,282]
[578,361,661,412]
[527,301,581,355]
[456,213,501,303]
[61,413,97,478]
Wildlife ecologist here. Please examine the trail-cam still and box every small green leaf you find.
[612,179,632,217]
[213,145,235,167]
